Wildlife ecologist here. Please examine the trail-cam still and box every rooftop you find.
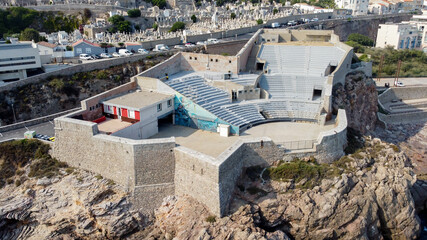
[0,43,33,50]
[102,90,173,110]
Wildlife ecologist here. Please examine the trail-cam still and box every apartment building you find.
[0,43,42,82]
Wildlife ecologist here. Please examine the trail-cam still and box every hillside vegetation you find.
[346,33,427,77]
[0,7,82,39]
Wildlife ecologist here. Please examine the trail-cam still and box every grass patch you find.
[206,215,216,223]
[28,156,67,179]
[0,139,50,187]
[268,160,335,189]
[95,174,103,180]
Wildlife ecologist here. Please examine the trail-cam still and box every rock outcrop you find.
[332,71,378,134]
[144,138,421,239]
[0,168,144,240]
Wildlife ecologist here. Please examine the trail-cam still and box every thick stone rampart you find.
[314,109,347,163]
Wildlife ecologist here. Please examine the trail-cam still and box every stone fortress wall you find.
[175,109,347,216]
[53,29,351,216]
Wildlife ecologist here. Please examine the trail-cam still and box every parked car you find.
[196,41,206,46]
[153,44,169,52]
[185,43,195,47]
[396,81,405,87]
[138,48,149,54]
[119,49,133,56]
[174,45,185,49]
[49,137,55,142]
[287,20,296,26]
[79,54,93,60]
[112,52,121,57]
[100,53,112,58]
[91,54,101,59]
[311,18,319,22]
[206,38,219,44]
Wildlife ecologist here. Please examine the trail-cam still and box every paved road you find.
[377,77,427,87]
[0,121,55,141]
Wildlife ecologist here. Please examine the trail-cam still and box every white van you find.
[271,22,280,28]
[119,49,133,56]
[153,44,169,52]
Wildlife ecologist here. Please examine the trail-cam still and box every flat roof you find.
[102,90,173,110]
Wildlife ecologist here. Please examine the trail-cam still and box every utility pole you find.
[394,60,402,86]
[377,55,384,82]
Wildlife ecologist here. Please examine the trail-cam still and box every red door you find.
[113,106,117,115]
[122,108,128,118]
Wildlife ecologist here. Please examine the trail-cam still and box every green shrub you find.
[49,78,65,91]
[206,215,216,223]
[390,144,399,152]
[95,174,103,180]
[96,70,108,79]
[15,179,21,187]
[107,179,115,185]
[169,21,185,32]
[127,9,141,18]
[347,33,374,47]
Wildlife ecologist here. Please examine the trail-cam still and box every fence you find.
[277,140,316,151]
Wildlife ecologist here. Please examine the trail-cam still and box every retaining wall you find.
[0,52,175,93]
[0,107,80,133]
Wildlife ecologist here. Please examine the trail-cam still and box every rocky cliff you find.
[142,138,421,239]
[332,70,378,135]
[0,166,144,240]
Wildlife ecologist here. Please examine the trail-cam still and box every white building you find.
[335,0,369,15]
[376,22,421,50]
[0,43,42,82]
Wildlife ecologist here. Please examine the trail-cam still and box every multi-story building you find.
[0,43,42,82]
[376,22,422,49]
[335,0,369,15]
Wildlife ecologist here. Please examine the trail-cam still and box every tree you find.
[169,21,185,32]
[83,8,92,19]
[153,22,158,31]
[273,8,278,15]
[117,20,132,33]
[256,19,263,25]
[191,14,197,23]
[347,33,374,47]
[230,13,236,19]
[19,28,40,42]
[118,42,124,47]
[108,15,125,25]
[127,9,141,18]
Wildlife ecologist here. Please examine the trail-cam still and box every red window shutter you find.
[113,106,117,115]
[135,111,140,120]
[122,108,128,118]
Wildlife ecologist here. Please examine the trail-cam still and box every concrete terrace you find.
[150,121,337,157]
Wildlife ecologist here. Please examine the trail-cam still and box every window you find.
[189,56,192,60]
[250,89,253,92]
[167,99,172,107]
[211,59,213,62]
[215,59,218,62]
[238,90,242,94]
[194,57,197,60]
[229,60,232,63]
[129,110,135,119]
[232,91,237,100]
[76,48,82,53]
[157,103,162,112]
[86,48,91,53]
